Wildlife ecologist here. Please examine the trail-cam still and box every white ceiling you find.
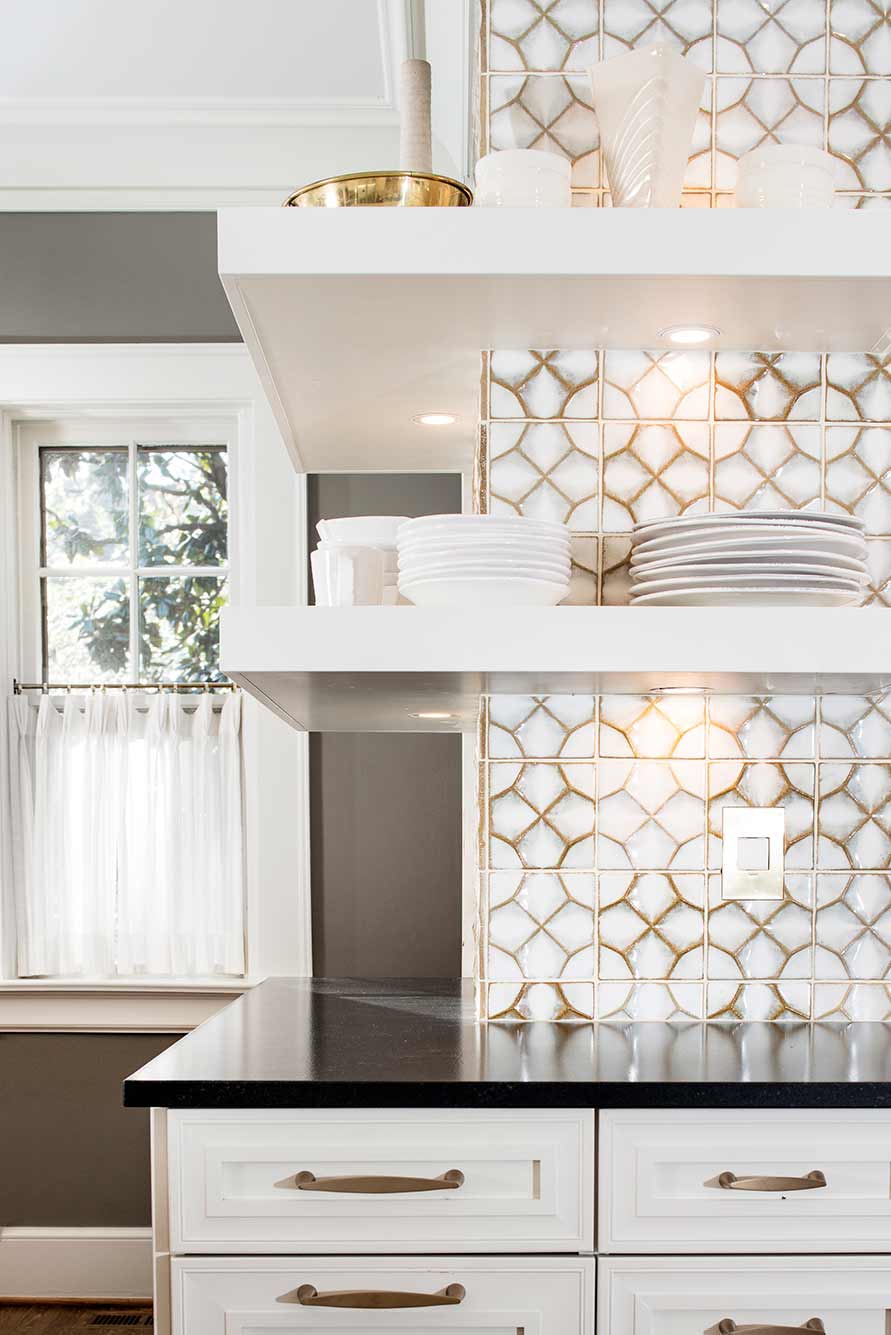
[0,0,390,103]
[0,0,471,209]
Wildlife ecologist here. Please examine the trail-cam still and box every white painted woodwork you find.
[218,208,891,473]
[221,605,891,733]
[172,1255,595,1335]
[0,1227,152,1300]
[599,1109,891,1254]
[168,1108,594,1254]
[598,1255,891,1334]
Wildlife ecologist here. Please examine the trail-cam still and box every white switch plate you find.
[721,807,785,900]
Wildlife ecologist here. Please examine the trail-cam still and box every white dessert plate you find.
[631,562,868,587]
[631,527,868,561]
[400,576,568,607]
[631,542,868,572]
[630,585,863,607]
[400,552,569,574]
[631,510,865,539]
[398,537,570,558]
[399,515,569,537]
[631,571,865,595]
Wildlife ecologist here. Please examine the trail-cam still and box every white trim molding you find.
[0,344,311,1029]
[0,0,473,209]
[0,1227,153,1300]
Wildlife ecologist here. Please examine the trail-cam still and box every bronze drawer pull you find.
[716,1320,825,1334]
[278,1283,466,1309]
[289,1169,465,1193]
[717,1170,827,1192]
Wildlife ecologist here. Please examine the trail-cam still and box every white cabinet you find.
[173,1256,595,1335]
[599,1109,891,1253]
[598,1256,891,1334]
[168,1107,594,1253]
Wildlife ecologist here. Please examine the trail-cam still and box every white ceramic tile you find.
[602,350,711,420]
[602,0,714,70]
[707,979,811,1019]
[708,696,817,759]
[829,78,891,192]
[598,871,705,978]
[815,871,891,979]
[488,74,600,186]
[715,76,825,191]
[488,0,600,72]
[818,762,891,869]
[707,872,814,979]
[488,420,600,528]
[600,694,706,758]
[488,869,596,979]
[717,0,827,74]
[830,0,891,74]
[488,694,597,759]
[813,980,891,1019]
[486,979,595,1019]
[597,979,705,1019]
[489,761,596,868]
[598,759,707,869]
[820,692,891,758]
[602,422,710,530]
[713,423,822,512]
[825,426,891,533]
[489,349,599,418]
[708,760,816,869]
[714,351,823,420]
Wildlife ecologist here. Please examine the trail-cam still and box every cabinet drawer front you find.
[600,1110,891,1253]
[173,1255,594,1335]
[599,1256,891,1335]
[169,1108,593,1253]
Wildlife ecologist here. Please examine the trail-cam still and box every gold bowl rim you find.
[283,170,474,207]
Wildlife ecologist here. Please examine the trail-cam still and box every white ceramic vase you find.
[589,45,705,208]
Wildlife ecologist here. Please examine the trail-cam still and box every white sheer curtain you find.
[11,691,245,978]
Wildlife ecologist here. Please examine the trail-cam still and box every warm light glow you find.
[658,324,721,346]
[412,412,458,427]
[411,710,457,719]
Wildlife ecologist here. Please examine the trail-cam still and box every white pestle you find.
[400,58,432,174]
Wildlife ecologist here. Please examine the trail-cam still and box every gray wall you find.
[308,474,464,978]
[0,1034,179,1226]
[0,213,238,341]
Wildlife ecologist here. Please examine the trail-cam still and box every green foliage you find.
[42,446,228,682]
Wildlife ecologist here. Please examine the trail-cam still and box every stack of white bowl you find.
[397,515,571,606]
[312,516,408,606]
[629,510,868,607]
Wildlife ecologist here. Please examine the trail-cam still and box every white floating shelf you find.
[218,207,891,474]
[221,606,891,731]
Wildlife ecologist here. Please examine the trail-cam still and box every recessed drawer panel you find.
[599,1110,891,1253]
[168,1108,593,1253]
[173,1255,595,1335]
[599,1256,891,1335]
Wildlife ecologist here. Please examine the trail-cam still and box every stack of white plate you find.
[397,515,571,606]
[629,511,868,607]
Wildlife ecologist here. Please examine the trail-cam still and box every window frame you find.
[18,417,236,687]
[0,345,311,1030]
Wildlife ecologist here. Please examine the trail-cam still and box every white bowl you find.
[317,515,409,546]
[475,149,572,208]
[399,541,570,561]
[400,575,568,607]
[734,145,836,209]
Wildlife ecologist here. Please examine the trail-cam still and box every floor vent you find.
[88,1317,152,1328]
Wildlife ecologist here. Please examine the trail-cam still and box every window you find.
[11,417,245,982]
[38,439,228,683]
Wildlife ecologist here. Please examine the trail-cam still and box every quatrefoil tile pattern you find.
[478,693,891,1018]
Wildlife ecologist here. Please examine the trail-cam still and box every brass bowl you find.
[284,171,473,208]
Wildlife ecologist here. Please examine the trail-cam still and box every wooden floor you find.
[0,1306,152,1333]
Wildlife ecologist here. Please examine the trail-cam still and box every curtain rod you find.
[13,678,238,694]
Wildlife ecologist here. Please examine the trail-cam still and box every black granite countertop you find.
[123,977,891,1108]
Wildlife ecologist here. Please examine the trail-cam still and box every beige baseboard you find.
[0,1227,152,1299]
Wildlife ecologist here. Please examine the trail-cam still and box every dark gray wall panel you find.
[308,473,463,978]
[0,214,239,342]
[0,1033,180,1225]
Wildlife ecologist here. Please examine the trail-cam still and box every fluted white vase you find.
[589,45,705,208]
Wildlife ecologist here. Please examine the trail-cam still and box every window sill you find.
[0,977,260,1032]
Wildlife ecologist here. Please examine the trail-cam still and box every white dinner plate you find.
[401,562,571,580]
[631,511,865,540]
[631,562,868,587]
[398,538,570,558]
[400,576,568,607]
[631,527,868,561]
[631,572,865,595]
[631,542,868,572]
[630,585,864,607]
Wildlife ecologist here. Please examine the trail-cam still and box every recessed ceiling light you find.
[411,710,457,719]
[658,324,721,346]
[412,412,458,427]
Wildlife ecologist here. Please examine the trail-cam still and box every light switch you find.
[722,807,785,900]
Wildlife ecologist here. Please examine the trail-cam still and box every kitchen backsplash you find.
[472,3,891,1021]
[478,0,891,208]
